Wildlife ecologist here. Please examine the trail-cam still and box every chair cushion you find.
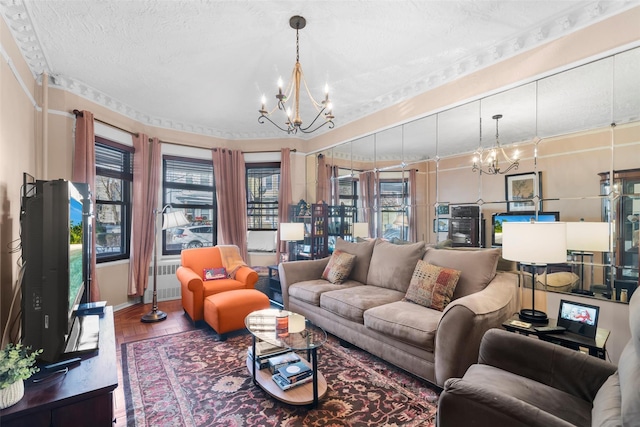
[320,285,404,323]
[335,237,376,284]
[364,300,439,350]
[423,247,500,300]
[404,260,460,311]
[464,364,592,427]
[367,239,426,292]
[322,249,356,284]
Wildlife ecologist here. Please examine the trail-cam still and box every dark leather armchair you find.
[437,291,639,427]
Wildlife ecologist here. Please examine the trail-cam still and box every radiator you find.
[144,261,182,304]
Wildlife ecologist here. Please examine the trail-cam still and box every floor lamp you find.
[502,221,567,323]
[566,222,610,296]
[142,205,190,323]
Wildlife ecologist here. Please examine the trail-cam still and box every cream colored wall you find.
[0,18,39,343]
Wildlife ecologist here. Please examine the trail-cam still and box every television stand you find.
[1,307,117,427]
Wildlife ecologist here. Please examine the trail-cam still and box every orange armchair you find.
[177,246,258,323]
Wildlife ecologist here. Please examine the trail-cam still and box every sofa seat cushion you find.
[320,285,405,323]
[367,240,426,292]
[289,279,362,306]
[364,300,440,350]
[423,247,500,300]
[464,364,592,427]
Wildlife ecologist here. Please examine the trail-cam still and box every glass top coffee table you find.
[245,308,328,407]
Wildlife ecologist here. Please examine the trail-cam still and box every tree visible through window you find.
[246,163,280,230]
[94,137,133,262]
[379,180,408,240]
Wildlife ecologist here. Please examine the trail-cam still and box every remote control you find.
[534,326,566,334]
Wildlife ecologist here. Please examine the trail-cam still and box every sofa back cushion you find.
[367,239,426,292]
[422,247,500,300]
[181,246,222,279]
[335,238,376,284]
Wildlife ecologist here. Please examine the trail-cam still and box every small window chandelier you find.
[258,16,335,135]
[472,114,519,175]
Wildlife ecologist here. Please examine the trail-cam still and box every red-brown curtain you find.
[316,154,329,204]
[212,148,249,261]
[72,110,100,302]
[409,169,418,242]
[129,135,161,296]
[276,148,292,261]
[359,170,377,238]
[330,165,339,206]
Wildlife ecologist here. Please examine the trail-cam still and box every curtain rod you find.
[160,138,296,154]
[73,109,139,137]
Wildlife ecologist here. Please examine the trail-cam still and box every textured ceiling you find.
[1,0,638,141]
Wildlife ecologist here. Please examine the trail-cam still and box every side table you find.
[502,316,609,359]
[268,265,283,307]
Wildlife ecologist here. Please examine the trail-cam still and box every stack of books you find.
[247,341,290,370]
[272,360,313,390]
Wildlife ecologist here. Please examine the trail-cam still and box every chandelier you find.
[472,114,519,175]
[258,16,335,135]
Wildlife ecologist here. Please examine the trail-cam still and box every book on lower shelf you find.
[267,352,300,374]
[277,361,312,384]
[247,346,291,370]
[272,372,314,391]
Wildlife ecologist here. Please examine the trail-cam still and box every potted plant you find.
[0,343,42,409]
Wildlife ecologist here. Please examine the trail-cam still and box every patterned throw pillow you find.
[204,267,227,281]
[404,260,461,311]
[321,250,356,284]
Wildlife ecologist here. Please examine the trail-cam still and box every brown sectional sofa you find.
[278,238,518,387]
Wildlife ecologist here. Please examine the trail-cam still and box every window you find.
[379,180,408,240]
[163,156,216,255]
[246,163,280,230]
[94,137,133,262]
[338,177,358,206]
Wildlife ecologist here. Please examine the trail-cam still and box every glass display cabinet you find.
[599,168,640,301]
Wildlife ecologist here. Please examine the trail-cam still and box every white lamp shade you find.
[353,222,369,238]
[280,222,305,241]
[502,222,567,264]
[162,211,190,230]
[566,222,610,252]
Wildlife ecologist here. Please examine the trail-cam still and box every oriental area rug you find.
[122,328,439,426]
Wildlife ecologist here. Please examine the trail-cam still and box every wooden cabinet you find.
[0,307,118,427]
[291,203,328,260]
[599,169,640,300]
[327,205,357,252]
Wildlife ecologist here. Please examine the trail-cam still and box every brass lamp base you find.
[141,309,167,323]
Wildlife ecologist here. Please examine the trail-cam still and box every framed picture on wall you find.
[505,172,543,212]
[433,218,450,233]
[436,204,450,215]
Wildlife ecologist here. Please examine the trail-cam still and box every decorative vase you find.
[0,380,24,409]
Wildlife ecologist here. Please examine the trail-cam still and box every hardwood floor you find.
[113,299,197,424]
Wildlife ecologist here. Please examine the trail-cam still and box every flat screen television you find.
[491,211,560,247]
[21,179,91,362]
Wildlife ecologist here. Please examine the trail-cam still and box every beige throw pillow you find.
[404,260,461,311]
[321,250,356,284]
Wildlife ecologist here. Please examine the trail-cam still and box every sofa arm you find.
[479,328,617,402]
[235,266,259,289]
[438,377,574,427]
[278,258,330,309]
[434,272,517,386]
[176,266,205,322]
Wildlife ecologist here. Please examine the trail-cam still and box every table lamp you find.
[352,222,369,239]
[566,221,610,296]
[502,221,567,323]
[279,222,305,262]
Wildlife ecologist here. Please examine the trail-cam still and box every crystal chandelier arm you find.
[258,114,296,133]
